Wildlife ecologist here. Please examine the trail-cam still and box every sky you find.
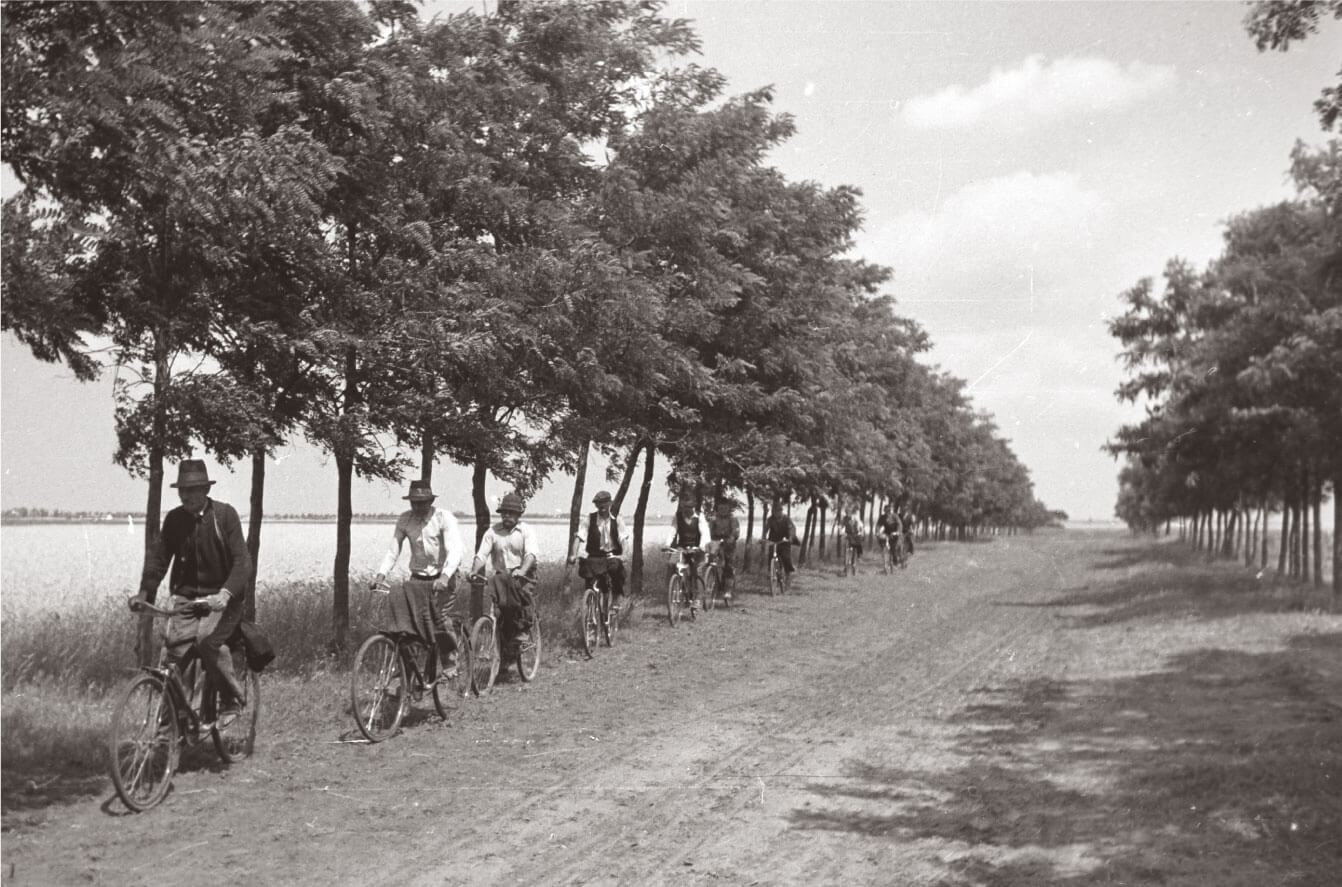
[2,1,1338,520]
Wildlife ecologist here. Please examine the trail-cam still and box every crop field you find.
[0,518,580,617]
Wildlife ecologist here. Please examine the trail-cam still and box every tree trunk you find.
[564,438,590,585]
[1277,496,1291,578]
[136,339,171,667]
[743,489,755,573]
[245,447,266,623]
[421,435,434,483]
[612,440,643,516]
[798,499,816,566]
[1332,467,1340,600]
[1259,503,1269,571]
[630,444,655,596]
[333,452,353,652]
[817,497,828,560]
[1311,475,1322,588]
[1300,466,1310,581]
[471,457,490,550]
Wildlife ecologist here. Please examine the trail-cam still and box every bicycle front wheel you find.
[667,574,685,626]
[769,559,782,596]
[581,588,601,657]
[702,565,718,611]
[350,634,407,743]
[516,620,541,682]
[213,652,260,763]
[433,625,470,718]
[470,616,500,695]
[109,673,180,812]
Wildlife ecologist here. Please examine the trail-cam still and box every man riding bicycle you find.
[568,490,628,611]
[470,492,539,643]
[666,496,711,609]
[764,496,800,579]
[839,509,865,562]
[707,498,740,601]
[370,479,465,680]
[875,504,903,562]
[131,460,251,724]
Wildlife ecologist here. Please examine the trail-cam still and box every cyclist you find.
[706,498,740,602]
[839,509,865,564]
[898,505,917,559]
[875,503,904,565]
[568,489,628,612]
[665,496,711,610]
[370,479,465,679]
[469,492,539,644]
[131,460,251,724]
[763,496,801,580]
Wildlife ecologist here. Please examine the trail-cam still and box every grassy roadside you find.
[0,547,716,809]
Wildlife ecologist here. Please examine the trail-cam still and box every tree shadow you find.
[790,633,1342,885]
[999,542,1335,628]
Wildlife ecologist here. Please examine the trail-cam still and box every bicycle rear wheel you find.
[516,620,541,682]
[213,650,260,762]
[702,565,718,611]
[109,673,180,812]
[470,616,500,695]
[667,574,685,626]
[350,634,407,743]
[580,587,600,657]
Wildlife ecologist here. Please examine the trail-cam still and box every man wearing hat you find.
[371,480,465,676]
[469,492,539,643]
[132,459,251,722]
[568,490,628,610]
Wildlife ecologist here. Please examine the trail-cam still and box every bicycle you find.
[467,572,542,694]
[701,550,733,611]
[578,556,622,656]
[350,582,471,743]
[880,533,900,574]
[764,541,789,596]
[842,536,859,576]
[109,600,260,811]
[663,546,704,626]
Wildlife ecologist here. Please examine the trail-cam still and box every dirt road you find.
[4,532,1339,886]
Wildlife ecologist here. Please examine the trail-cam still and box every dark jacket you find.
[140,498,251,601]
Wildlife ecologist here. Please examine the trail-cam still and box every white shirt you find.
[475,520,539,574]
[376,507,464,578]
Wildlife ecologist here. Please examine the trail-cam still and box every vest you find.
[674,511,702,547]
[587,513,623,556]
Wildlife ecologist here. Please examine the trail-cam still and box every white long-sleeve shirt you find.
[376,507,464,579]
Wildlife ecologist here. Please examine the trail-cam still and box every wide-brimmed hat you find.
[170,460,215,489]
[497,492,525,514]
[404,480,436,502]
[592,490,612,505]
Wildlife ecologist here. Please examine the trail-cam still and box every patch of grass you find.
[0,553,661,795]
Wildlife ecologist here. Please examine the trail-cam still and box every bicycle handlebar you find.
[128,599,211,618]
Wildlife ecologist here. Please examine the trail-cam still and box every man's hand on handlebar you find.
[128,593,148,613]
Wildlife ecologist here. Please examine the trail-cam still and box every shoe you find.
[438,658,458,682]
[217,703,243,728]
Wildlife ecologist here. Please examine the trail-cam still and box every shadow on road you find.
[789,543,1342,885]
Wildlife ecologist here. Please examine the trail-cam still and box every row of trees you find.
[1108,2,1341,594]
[2,1,1053,648]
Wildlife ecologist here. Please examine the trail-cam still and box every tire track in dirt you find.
[400,540,1067,886]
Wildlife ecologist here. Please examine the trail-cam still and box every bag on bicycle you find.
[236,620,276,672]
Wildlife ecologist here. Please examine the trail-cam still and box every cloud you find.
[869,170,1108,302]
[901,55,1175,130]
